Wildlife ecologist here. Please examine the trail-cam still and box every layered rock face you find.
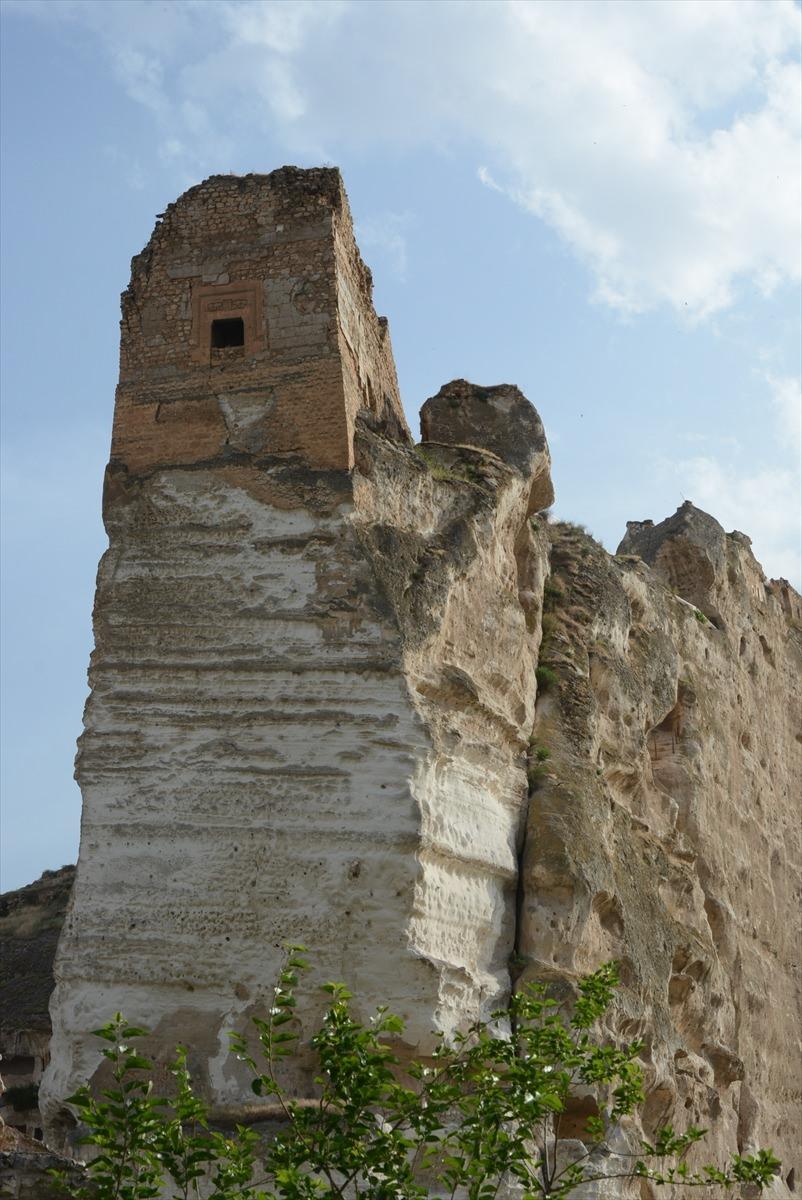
[41,168,799,1194]
[41,171,553,1140]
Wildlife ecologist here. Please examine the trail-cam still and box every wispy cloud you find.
[222,0,348,55]
[355,212,414,283]
[477,166,504,194]
[13,0,801,319]
[671,372,801,584]
[764,370,802,455]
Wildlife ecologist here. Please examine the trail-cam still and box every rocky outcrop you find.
[37,167,800,1196]
[353,391,553,1043]
[420,379,554,513]
[0,1125,81,1200]
[520,511,801,1191]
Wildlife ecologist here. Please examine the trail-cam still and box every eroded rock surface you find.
[420,379,554,513]
[0,1125,81,1200]
[354,395,553,1041]
[520,513,801,1193]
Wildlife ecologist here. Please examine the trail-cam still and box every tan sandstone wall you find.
[520,508,801,1195]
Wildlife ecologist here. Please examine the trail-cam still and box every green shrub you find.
[527,763,548,790]
[543,580,564,607]
[53,954,780,1199]
[413,444,479,484]
[536,664,558,691]
[540,612,557,637]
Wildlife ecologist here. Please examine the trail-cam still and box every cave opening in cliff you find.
[648,702,682,762]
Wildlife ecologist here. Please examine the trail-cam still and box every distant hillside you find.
[0,867,74,1033]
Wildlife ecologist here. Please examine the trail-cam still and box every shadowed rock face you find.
[0,868,74,1151]
[0,868,74,1037]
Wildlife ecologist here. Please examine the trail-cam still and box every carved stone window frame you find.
[190,280,263,363]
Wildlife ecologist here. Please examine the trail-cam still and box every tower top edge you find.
[163,166,346,215]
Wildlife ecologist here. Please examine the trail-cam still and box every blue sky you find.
[1,0,800,891]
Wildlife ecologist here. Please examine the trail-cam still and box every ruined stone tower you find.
[112,167,406,474]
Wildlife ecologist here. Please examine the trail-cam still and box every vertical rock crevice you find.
[352,379,554,1039]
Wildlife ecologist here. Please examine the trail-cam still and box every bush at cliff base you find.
[52,952,780,1199]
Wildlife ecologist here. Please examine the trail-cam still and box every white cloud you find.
[355,212,413,282]
[481,4,802,317]
[109,44,167,115]
[14,0,801,319]
[674,457,800,585]
[222,0,347,55]
[672,373,801,584]
[764,370,802,455]
[477,166,504,194]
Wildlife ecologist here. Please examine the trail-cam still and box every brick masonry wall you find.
[111,168,409,476]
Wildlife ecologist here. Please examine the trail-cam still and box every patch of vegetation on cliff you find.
[413,442,489,486]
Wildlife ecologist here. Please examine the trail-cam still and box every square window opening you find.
[211,317,245,348]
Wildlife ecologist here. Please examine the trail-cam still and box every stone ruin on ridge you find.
[29,168,800,1195]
